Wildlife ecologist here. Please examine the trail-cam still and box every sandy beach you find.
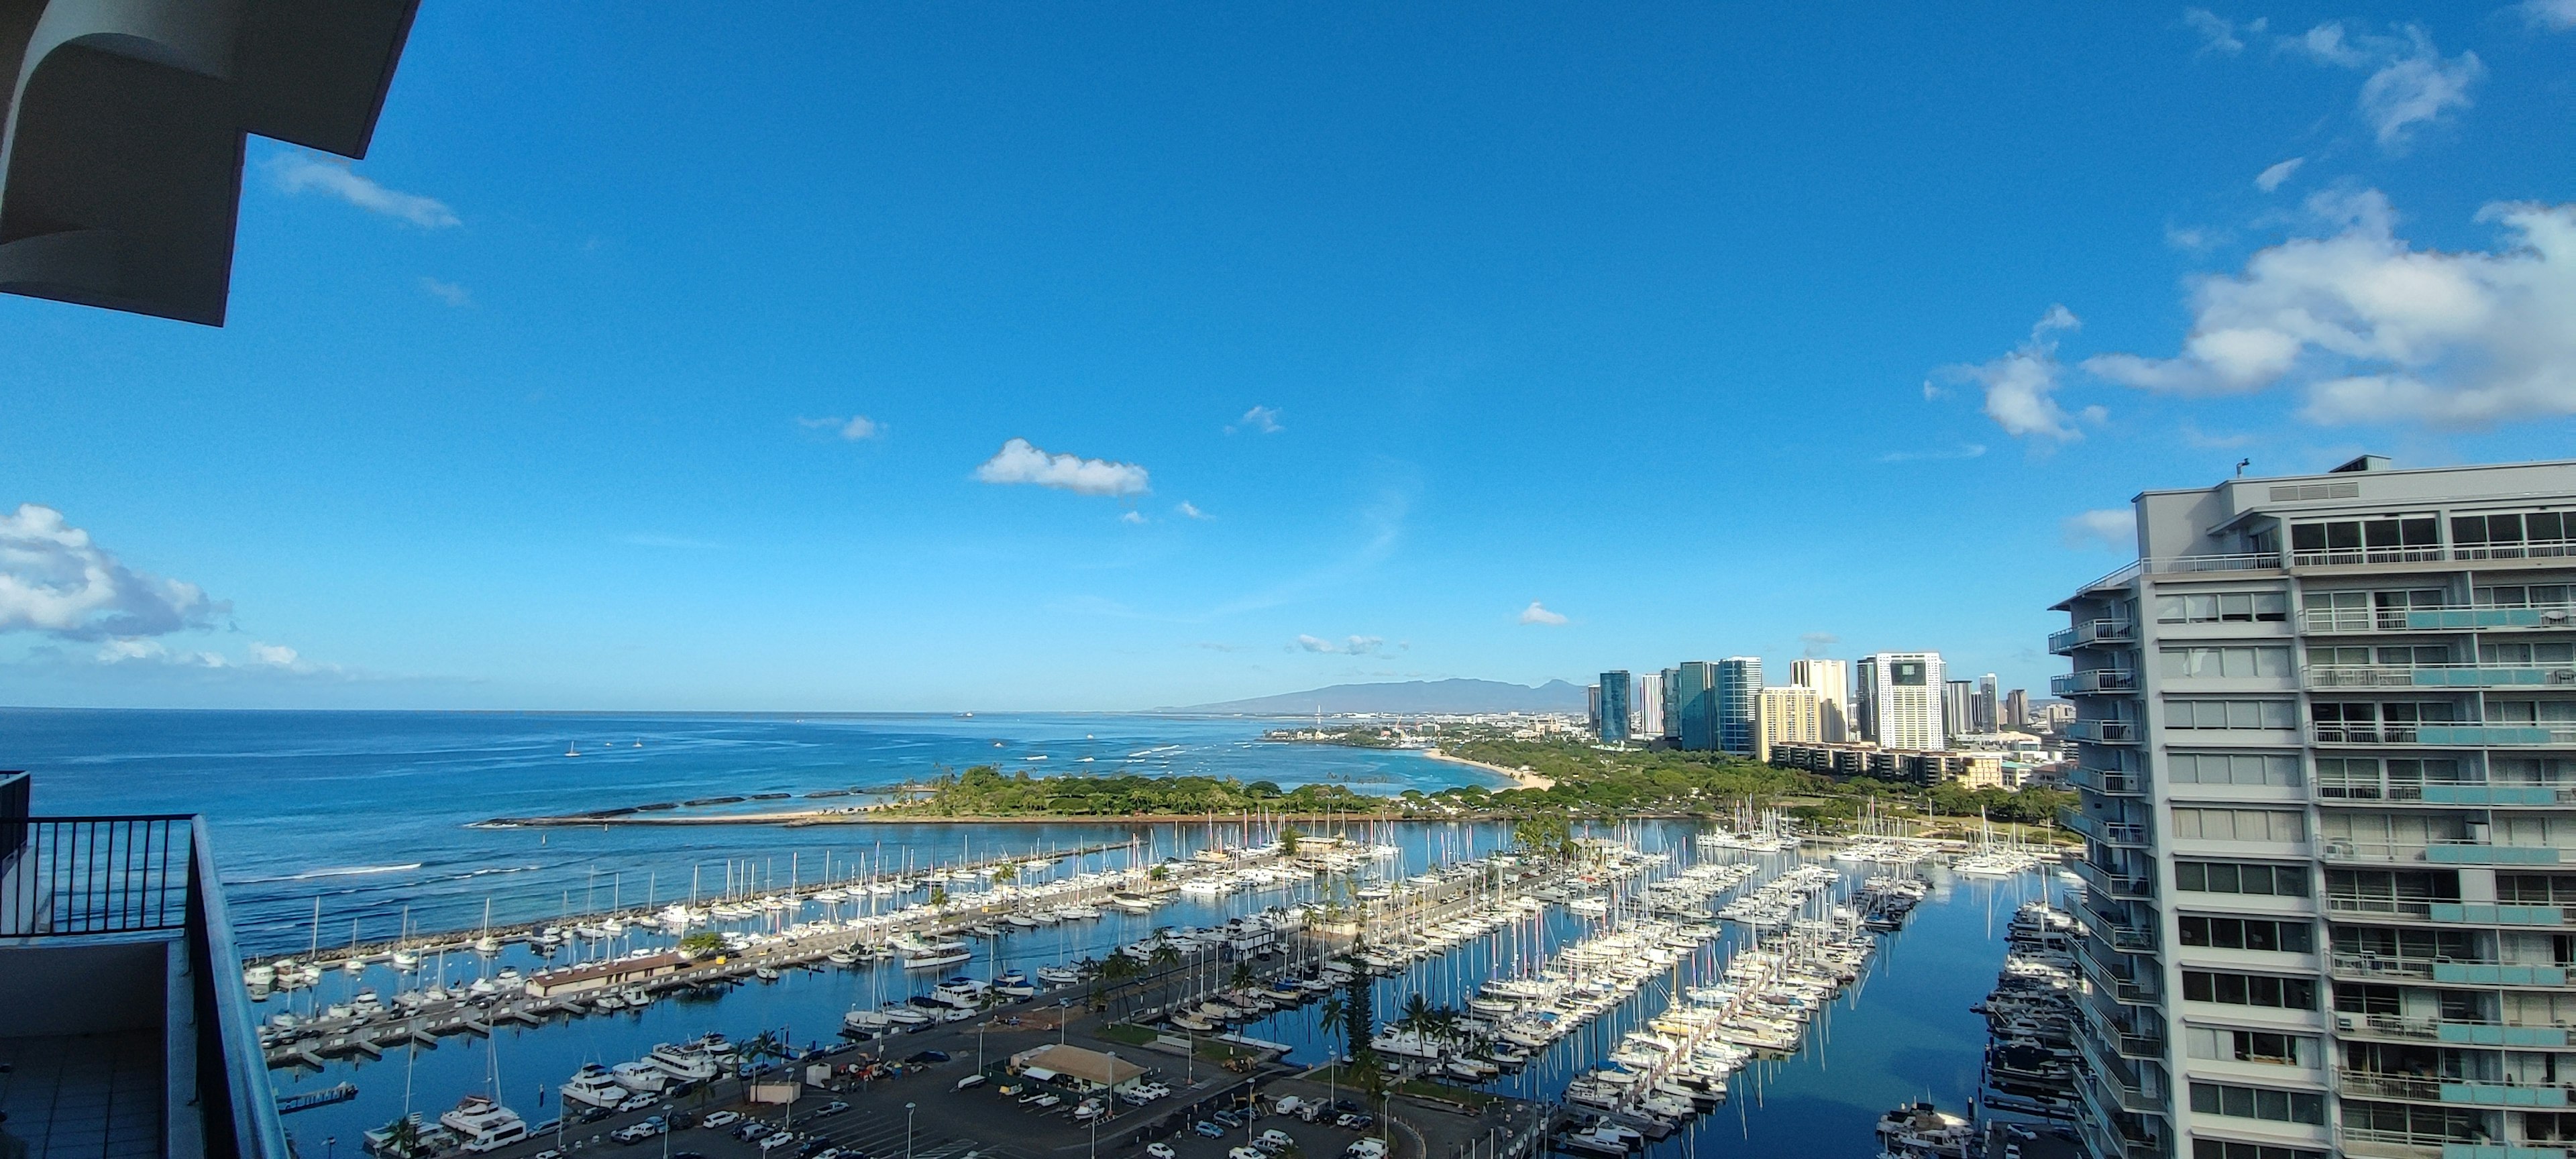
[1422,747,1556,790]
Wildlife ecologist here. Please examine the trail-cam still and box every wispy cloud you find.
[2063,508,2139,551]
[266,152,460,228]
[2524,0,2576,31]
[1175,502,1212,520]
[1876,443,1988,463]
[1518,601,1569,626]
[2180,422,2255,449]
[420,278,472,307]
[2084,190,2576,427]
[1800,631,1839,658]
[1,504,225,640]
[2279,23,2482,151]
[974,439,1149,496]
[1226,406,1284,435]
[2183,8,2261,54]
[1943,306,2102,442]
[1120,510,1147,525]
[2254,157,2306,192]
[1296,634,1384,655]
[797,415,881,441]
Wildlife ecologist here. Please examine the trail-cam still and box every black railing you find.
[2,814,197,936]
[0,770,28,872]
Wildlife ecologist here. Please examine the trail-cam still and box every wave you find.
[227,862,424,885]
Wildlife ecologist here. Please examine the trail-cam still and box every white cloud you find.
[2183,8,2251,54]
[1517,601,1568,626]
[1120,510,1147,525]
[796,415,881,441]
[2165,223,2225,252]
[266,152,460,228]
[2255,157,2306,192]
[2084,190,2576,427]
[1947,305,2098,441]
[1296,634,1383,655]
[1176,502,1211,520]
[2064,508,2139,551]
[1227,406,1284,435]
[252,643,300,667]
[1799,631,1839,658]
[419,278,472,307]
[973,438,1150,496]
[0,504,223,640]
[95,638,229,667]
[2524,0,2576,31]
[2280,23,2481,151]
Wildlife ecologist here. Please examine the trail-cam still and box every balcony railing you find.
[2065,718,2141,744]
[2336,1010,2576,1044]
[2074,855,2156,900]
[2324,781,2576,806]
[2050,619,2140,654]
[2054,669,2141,696]
[2068,765,2147,796]
[2429,902,2576,927]
[2313,724,2576,747]
[2308,663,2576,689]
[2306,604,2576,634]
[0,815,197,935]
[2059,806,2151,848]
[2321,838,2567,866]
[2327,893,2439,919]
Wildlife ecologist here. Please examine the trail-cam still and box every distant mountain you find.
[1161,678,1589,716]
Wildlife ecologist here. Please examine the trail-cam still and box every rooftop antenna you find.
[2235,458,2251,477]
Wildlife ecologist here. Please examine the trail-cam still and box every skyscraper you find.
[1674,661,1719,751]
[1791,657,1853,742]
[1856,651,1945,751]
[1943,679,1976,740]
[1977,673,2000,733]
[1660,667,1682,741]
[2004,687,2029,728]
[1754,684,1823,763]
[1597,670,1631,743]
[2058,455,2576,1159]
[1717,657,1764,755]
[1635,672,1666,740]
[1586,684,1601,734]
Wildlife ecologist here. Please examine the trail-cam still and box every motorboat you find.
[1035,964,1082,986]
[647,1043,720,1083]
[930,976,991,1008]
[611,1060,670,1094]
[439,1096,529,1154]
[902,940,972,970]
[560,1064,627,1110]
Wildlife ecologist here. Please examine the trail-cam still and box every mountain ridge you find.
[1158,677,1587,716]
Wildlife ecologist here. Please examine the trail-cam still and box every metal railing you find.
[2308,663,2576,689]
[2068,766,2146,796]
[2049,620,2138,653]
[2065,719,2140,743]
[2053,669,2141,696]
[1,815,197,936]
[2306,604,2576,633]
[2312,724,2576,747]
[2320,838,2567,866]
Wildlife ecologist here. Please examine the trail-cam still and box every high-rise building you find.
[1586,683,1602,734]
[1977,673,2000,733]
[1943,679,1976,740]
[1660,667,1682,741]
[1754,685,1823,763]
[2057,455,2576,1159]
[1674,661,1719,751]
[1857,651,1945,751]
[1597,671,1632,744]
[2004,687,2029,728]
[1716,657,1764,755]
[1635,672,1666,740]
[1791,657,1853,742]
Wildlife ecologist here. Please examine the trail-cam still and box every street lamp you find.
[905,1102,917,1159]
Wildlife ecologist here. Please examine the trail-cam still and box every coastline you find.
[1421,747,1556,791]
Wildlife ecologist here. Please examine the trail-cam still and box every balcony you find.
[2334,1072,2576,1107]
[2068,765,2147,796]
[2065,718,2141,744]
[0,771,285,1159]
[2050,619,2139,655]
[2329,954,2572,990]
[2074,855,2157,900]
[2059,806,2151,848]
[2335,1010,2575,1044]
[2306,604,2576,634]
[2308,663,2576,690]
[2341,1130,2562,1159]
[2322,838,2567,867]
[2075,934,2163,1006]
[2054,669,2142,696]
[2313,724,2576,747]
[2430,902,2576,927]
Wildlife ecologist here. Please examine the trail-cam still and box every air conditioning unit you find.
[2551,669,2575,683]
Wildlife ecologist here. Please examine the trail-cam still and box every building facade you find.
[1636,672,1667,740]
[1979,673,2002,733]
[2007,687,2031,729]
[1717,657,1764,755]
[1674,661,1719,751]
[1755,685,1824,763]
[1792,657,1854,742]
[1597,670,1632,744]
[1946,679,1978,740]
[2057,456,2576,1159]
[1859,651,1947,751]
[1660,667,1683,742]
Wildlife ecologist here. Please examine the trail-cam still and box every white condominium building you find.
[1754,684,1824,763]
[1790,657,1853,742]
[1858,651,1946,751]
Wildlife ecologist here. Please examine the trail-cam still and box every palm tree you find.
[1095,950,1142,1015]
[378,1117,422,1159]
[1397,993,1433,1039]
[1148,939,1183,1011]
[992,863,1018,885]
[1317,995,1347,1058]
[1230,962,1256,991]
[741,1030,792,1125]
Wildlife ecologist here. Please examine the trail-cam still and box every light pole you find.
[904,1102,916,1159]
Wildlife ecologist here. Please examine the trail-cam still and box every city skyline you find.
[6,5,2576,712]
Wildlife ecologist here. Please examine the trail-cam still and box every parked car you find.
[702,1112,741,1130]
[1334,1114,1374,1131]
[733,1123,773,1142]
[1214,1110,1248,1129]
[1258,1130,1295,1152]
[1193,1122,1226,1140]
[903,1050,951,1064]
[1146,1144,1177,1159]
[1229,1148,1265,1159]
[665,1111,698,1132]
[955,1074,988,1091]
[813,1149,843,1159]
[816,1102,851,1118]
[757,1133,800,1154]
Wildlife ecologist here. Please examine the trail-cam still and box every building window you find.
[2167,700,2298,730]
[2308,644,2451,667]
[2497,874,2576,905]
[2312,700,2457,741]
[2159,647,2294,679]
[2169,753,2302,787]
[2192,1142,2326,1159]
[2182,970,2318,1009]
[2325,869,2459,915]
[2186,1081,2326,1124]
[2478,584,2575,608]
[2178,861,2309,897]
[2185,1028,2318,1067]
[2180,916,2313,953]
[2339,1101,2485,1142]
[2172,807,2305,842]
[2316,757,2464,799]
[2155,592,2289,624]
[2331,924,2475,962]
[2452,512,2575,560]
[2289,515,2439,565]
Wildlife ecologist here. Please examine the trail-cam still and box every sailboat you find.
[565,742,582,757]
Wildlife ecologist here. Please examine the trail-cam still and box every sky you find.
[5,2,2576,712]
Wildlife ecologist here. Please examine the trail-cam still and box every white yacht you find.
[929,976,991,1008]
[647,1043,718,1083]
[440,1096,529,1154]
[560,1064,627,1110]
[611,1060,670,1094]
[902,940,971,970]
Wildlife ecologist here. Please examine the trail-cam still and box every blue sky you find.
[5,2,2575,711]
